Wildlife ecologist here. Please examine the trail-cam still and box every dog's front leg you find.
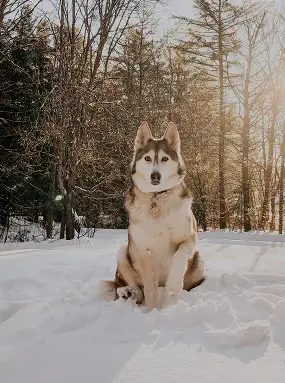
[139,250,158,310]
[165,238,195,298]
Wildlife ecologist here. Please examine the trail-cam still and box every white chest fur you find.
[127,188,195,285]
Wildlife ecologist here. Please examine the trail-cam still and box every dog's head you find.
[131,122,186,193]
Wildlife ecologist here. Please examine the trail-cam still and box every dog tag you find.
[151,202,159,217]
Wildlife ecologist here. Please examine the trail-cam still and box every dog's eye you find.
[161,157,169,162]
[145,156,151,162]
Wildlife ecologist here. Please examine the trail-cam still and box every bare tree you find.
[176,0,248,229]
[42,0,151,239]
[259,16,284,230]
[279,121,285,233]
[278,49,285,233]
[228,7,267,231]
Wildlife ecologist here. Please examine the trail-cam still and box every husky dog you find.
[99,122,205,310]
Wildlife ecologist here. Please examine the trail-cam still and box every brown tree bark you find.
[0,0,8,27]
[279,122,285,234]
[269,165,278,231]
[242,43,252,232]
[260,117,276,229]
[46,144,57,239]
[64,193,74,240]
[218,0,226,229]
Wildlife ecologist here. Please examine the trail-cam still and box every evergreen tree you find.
[0,5,52,238]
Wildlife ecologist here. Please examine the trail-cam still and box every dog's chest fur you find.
[125,184,195,284]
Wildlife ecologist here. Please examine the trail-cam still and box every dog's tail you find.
[95,280,118,301]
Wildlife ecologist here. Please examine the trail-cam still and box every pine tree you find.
[0,5,52,238]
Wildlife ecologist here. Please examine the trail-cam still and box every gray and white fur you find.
[98,121,205,310]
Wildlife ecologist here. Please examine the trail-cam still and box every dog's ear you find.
[163,122,180,153]
[135,121,152,150]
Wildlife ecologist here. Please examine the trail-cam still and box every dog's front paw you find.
[165,281,182,297]
[117,286,143,304]
[162,281,182,308]
[165,289,178,297]
[161,288,180,308]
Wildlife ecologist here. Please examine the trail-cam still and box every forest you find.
[1,0,285,241]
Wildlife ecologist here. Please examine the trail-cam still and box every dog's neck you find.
[152,189,169,196]
[133,182,183,199]
[126,181,190,218]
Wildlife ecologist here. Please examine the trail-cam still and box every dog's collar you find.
[132,184,172,196]
[152,189,170,196]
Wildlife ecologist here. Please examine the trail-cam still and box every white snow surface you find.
[1,230,285,382]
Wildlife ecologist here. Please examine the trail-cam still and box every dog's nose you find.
[151,171,161,183]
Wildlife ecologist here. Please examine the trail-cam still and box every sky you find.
[34,0,282,36]
[31,0,196,39]
[35,0,195,29]
[156,0,195,21]
[155,1,194,35]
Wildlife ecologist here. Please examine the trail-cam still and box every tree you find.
[0,4,52,239]
[258,14,284,230]
[176,0,246,229]
[40,0,156,239]
[278,48,285,234]
[228,7,267,231]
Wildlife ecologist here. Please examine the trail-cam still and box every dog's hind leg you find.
[183,250,205,291]
[116,245,144,304]
[96,245,130,302]
[96,280,118,301]
[117,286,143,304]
[97,245,143,304]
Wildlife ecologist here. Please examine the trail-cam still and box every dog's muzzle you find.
[151,171,161,185]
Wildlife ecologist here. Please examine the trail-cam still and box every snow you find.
[1,230,285,382]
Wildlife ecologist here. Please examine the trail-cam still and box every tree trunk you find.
[3,204,10,243]
[46,146,56,239]
[270,195,276,232]
[242,133,251,231]
[260,167,272,229]
[242,45,252,232]
[0,198,9,241]
[260,119,275,229]
[218,0,226,229]
[138,25,144,116]
[0,0,8,27]
[60,214,66,239]
[269,165,278,232]
[200,195,207,231]
[279,122,285,234]
[201,209,207,232]
[65,193,74,240]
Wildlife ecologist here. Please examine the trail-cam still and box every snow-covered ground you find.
[1,230,285,383]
